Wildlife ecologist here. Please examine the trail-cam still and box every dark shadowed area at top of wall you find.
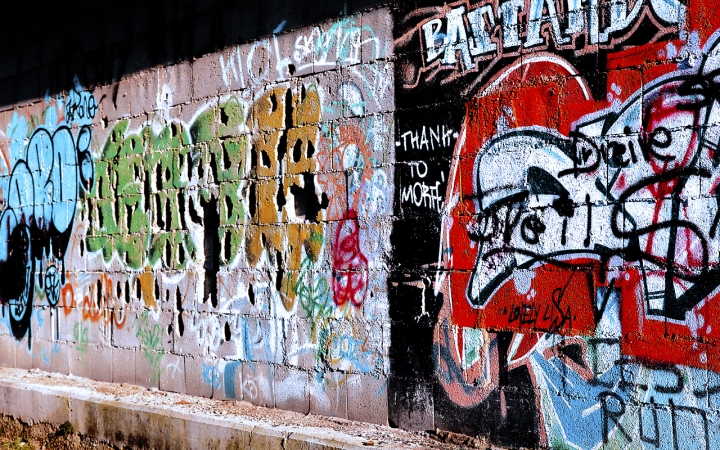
[0,0,389,110]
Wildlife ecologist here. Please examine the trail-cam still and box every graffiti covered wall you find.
[392,0,720,447]
[3,0,720,446]
[0,7,394,425]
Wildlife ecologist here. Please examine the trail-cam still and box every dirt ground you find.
[0,415,119,450]
[0,415,506,450]
[0,414,506,450]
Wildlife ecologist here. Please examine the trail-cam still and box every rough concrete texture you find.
[0,367,486,449]
[390,0,720,448]
[2,0,720,448]
[0,4,394,437]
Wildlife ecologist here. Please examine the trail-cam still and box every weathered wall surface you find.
[4,0,720,447]
[391,0,720,448]
[0,7,394,426]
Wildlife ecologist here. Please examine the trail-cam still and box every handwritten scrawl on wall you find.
[394,0,720,447]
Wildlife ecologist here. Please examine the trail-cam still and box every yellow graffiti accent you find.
[245,85,325,311]
[139,266,157,310]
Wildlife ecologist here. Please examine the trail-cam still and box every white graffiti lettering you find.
[402,180,444,212]
[420,0,685,70]
[398,125,454,151]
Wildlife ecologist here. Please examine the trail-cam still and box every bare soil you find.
[0,415,509,450]
[0,415,117,449]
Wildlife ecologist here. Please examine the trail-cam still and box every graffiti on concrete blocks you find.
[394,0,720,447]
[0,83,96,340]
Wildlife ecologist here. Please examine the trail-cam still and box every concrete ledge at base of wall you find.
[0,367,463,450]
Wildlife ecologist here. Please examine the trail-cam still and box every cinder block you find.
[706,368,720,410]
[30,339,52,371]
[314,170,347,222]
[215,45,248,92]
[105,80,130,121]
[159,62,193,106]
[356,61,395,117]
[90,345,113,382]
[330,116,386,171]
[48,341,69,375]
[31,307,54,341]
[312,14,363,74]
[68,344,91,379]
[112,347,136,385]
[285,318,317,370]
[215,359,242,400]
[159,353,185,394]
[314,71,342,122]
[174,311,205,355]
[161,269,199,314]
[372,113,396,166]
[133,308,173,357]
[135,347,162,389]
[289,29,316,78]
[112,309,140,348]
[157,310,175,353]
[0,335,16,368]
[274,31,302,80]
[15,344,32,370]
[213,314,241,360]
[309,371,348,419]
[361,7,393,62]
[204,356,225,399]
[243,41,280,90]
[242,362,275,408]
[323,317,358,372]
[91,83,116,126]
[184,355,212,398]
[239,316,284,364]
[114,71,153,118]
[362,273,391,321]
[84,315,110,348]
[346,373,388,425]
[274,366,309,414]
[215,270,255,315]
[192,53,228,101]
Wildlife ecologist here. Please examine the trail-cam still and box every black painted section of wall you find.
[0,0,388,109]
[387,0,541,443]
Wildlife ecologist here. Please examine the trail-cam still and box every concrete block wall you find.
[0,6,394,428]
[3,0,720,448]
[390,0,720,448]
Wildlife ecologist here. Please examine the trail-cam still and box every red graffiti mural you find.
[443,25,720,374]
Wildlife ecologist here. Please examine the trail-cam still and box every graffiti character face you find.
[459,35,720,343]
